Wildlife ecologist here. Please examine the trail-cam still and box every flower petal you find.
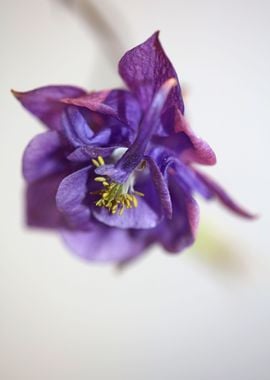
[92,173,163,229]
[26,173,67,229]
[61,225,147,262]
[93,198,161,229]
[171,160,213,199]
[174,110,217,165]
[156,178,200,253]
[23,131,68,183]
[151,150,213,199]
[119,31,184,113]
[90,128,111,146]
[62,89,142,130]
[67,146,117,163]
[110,78,177,183]
[144,156,172,218]
[12,85,86,131]
[194,170,256,218]
[56,166,92,228]
[62,106,94,147]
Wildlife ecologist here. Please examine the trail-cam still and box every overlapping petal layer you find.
[14,32,254,263]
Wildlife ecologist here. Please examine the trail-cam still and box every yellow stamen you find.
[111,204,118,213]
[126,194,133,202]
[94,177,106,182]
[125,199,131,208]
[91,155,144,216]
[132,195,138,208]
[119,205,125,216]
[92,159,100,167]
[134,190,144,197]
[98,155,105,165]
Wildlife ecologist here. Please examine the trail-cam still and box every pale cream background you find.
[1,0,269,379]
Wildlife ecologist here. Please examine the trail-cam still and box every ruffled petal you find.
[62,106,94,147]
[56,166,92,228]
[89,128,111,146]
[67,145,117,163]
[155,178,200,253]
[174,110,217,165]
[144,156,172,218]
[62,89,142,130]
[150,150,213,199]
[26,172,67,229]
[194,170,256,218]
[93,198,161,229]
[108,78,177,183]
[119,31,184,113]
[61,225,147,262]
[92,173,163,229]
[170,160,213,199]
[23,131,68,183]
[12,85,86,131]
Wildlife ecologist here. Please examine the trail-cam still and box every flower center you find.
[91,156,144,216]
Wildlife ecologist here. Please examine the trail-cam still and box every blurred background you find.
[1,0,269,379]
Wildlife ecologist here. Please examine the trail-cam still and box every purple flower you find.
[13,32,254,263]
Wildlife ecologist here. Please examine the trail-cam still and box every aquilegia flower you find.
[13,32,254,263]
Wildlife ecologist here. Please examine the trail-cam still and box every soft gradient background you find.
[1,0,269,379]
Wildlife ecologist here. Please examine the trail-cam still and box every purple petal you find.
[144,156,172,218]
[94,163,120,179]
[92,173,163,229]
[26,173,67,229]
[101,89,142,130]
[119,31,184,113]
[111,78,177,183]
[23,131,68,183]
[61,226,147,262]
[195,170,256,219]
[12,85,86,131]
[62,89,141,129]
[62,89,115,114]
[170,159,213,199]
[155,178,200,253]
[175,110,217,165]
[93,198,161,229]
[67,145,117,163]
[56,166,92,228]
[90,128,111,145]
[62,106,94,147]
[150,150,213,199]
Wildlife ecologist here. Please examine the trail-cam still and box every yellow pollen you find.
[134,190,144,197]
[92,159,100,167]
[126,194,133,201]
[132,195,138,208]
[94,176,107,182]
[98,155,105,165]
[91,155,144,216]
